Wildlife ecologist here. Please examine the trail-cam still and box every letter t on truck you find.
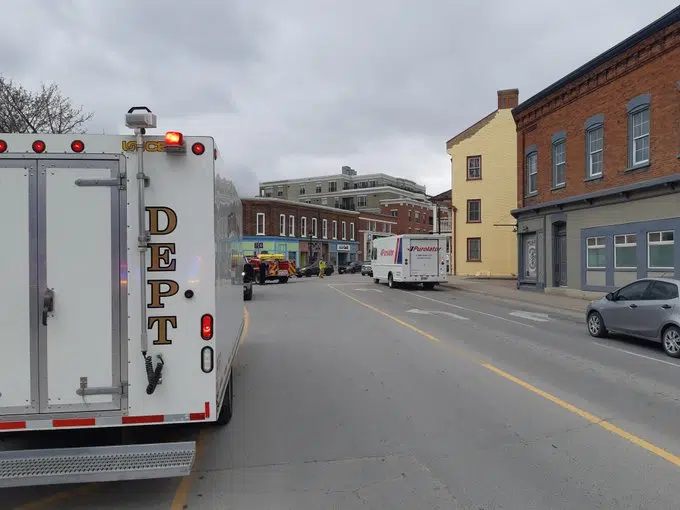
[370,234,448,289]
[0,107,246,487]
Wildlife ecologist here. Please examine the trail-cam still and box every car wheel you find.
[587,311,607,338]
[662,325,680,358]
[373,278,379,284]
[388,273,395,289]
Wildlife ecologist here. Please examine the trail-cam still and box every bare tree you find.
[0,76,94,134]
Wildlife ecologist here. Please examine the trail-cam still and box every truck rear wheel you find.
[423,282,435,290]
[278,277,289,283]
[216,370,234,426]
[388,273,395,288]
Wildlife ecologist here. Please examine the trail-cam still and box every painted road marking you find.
[354,288,383,293]
[594,342,680,368]
[332,286,680,470]
[409,292,534,328]
[407,308,469,320]
[509,311,550,322]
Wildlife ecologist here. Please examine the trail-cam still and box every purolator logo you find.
[409,245,440,252]
[380,249,395,256]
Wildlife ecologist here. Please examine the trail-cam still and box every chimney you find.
[497,89,519,110]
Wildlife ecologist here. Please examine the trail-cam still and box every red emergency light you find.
[0,140,7,153]
[71,140,85,153]
[32,140,46,153]
[165,131,183,146]
[200,314,214,340]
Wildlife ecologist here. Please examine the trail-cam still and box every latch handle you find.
[42,288,54,326]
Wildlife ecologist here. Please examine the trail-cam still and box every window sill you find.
[550,184,566,192]
[614,267,637,271]
[466,177,482,181]
[584,175,603,182]
[466,259,482,263]
[586,267,606,271]
[466,220,482,224]
[624,162,650,173]
[524,192,539,198]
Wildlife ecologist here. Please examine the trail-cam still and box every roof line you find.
[446,109,498,149]
[513,6,680,116]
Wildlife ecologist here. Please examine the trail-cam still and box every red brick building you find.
[356,211,398,261]
[511,6,680,294]
[379,198,434,234]
[242,198,360,267]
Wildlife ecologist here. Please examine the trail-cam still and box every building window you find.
[277,189,283,197]
[357,196,367,207]
[256,212,265,235]
[342,221,346,240]
[467,199,481,223]
[586,125,604,178]
[586,236,606,269]
[614,234,637,269]
[312,217,318,238]
[264,188,273,198]
[369,180,377,187]
[391,209,398,217]
[321,198,328,205]
[289,215,295,237]
[526,151,538,195]
[467,155,481,180]
[415,211,420,222]
[299,186,306,195]
[328,182,337,192]
[467,238,481,262]
[648,231,674,270]
[350,222,355,240]
[279,214,286,236]
[315,182,322,193]
[332,220,337,239]
[322,219,328,238]
[552,138,566,187]
[626,94,651,168]
[301,217,307,237]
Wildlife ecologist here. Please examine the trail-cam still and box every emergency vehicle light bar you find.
[165,131,186,154]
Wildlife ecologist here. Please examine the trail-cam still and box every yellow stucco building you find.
[446,89,519,277]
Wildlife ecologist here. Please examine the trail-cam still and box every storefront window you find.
[586,236,606,269]
[614,234,637,269]
[648,231,674,270]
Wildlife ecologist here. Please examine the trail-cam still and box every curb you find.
[439,282,587,317]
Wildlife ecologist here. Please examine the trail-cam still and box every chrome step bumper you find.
[0,441,196,488]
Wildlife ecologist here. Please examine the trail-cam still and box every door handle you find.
[661,304,672,309]
[42,288,54,326]
[628,303,638,309]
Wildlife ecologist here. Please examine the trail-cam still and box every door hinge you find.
[76,377,128,397]
[74,174,127,190]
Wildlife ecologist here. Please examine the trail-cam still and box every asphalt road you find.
[5,273,680,509]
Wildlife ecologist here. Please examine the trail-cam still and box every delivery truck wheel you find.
[388,273,395,288]
[423,283,435,290]
[216,370,234,426]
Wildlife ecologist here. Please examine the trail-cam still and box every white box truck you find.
[0,107,246,487]
[371,234,448,289]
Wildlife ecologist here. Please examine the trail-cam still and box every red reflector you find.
[165,131,183,146]
[122,415,165,425]
[205,401,210,418]
[192,142,205,155]
[53,418,96,428]
[0,421,26,430]
[32,140,46,153]
[213,148,218,160]
[201,314,214,340]
[71,140,85,153]
[0,140,7,153]
[190,412,206,421]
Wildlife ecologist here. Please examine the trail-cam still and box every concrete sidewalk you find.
[441,276,601,314]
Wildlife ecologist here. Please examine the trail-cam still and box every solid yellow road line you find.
[170,305,250,509]
[328,285,440,343]
[481,362,680,468]
[331,286,680,470]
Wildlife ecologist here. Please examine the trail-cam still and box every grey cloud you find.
[2,0,679,198]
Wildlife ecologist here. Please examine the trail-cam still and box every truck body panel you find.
[371,234,447,285]
[0,125,245,487]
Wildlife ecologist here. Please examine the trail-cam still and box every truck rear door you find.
[408,238,440,279]
[0,158,125,416]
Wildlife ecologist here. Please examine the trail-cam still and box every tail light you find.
[0,140,6,153]
[71,140,85,153]
[32,140,46,153]
[192,142,205,155]
[201,314,214,340]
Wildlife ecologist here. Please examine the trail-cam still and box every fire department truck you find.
[0,107,246,487]
[246,253,296,283]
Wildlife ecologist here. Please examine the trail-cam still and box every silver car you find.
[586,277,680,358]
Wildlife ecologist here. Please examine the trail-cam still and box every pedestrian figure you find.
[318,259,326,278]
[259,260,267,285]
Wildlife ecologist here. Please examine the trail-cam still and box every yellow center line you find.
[330,285,680,469]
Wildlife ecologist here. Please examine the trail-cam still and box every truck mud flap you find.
[0,441,196,488]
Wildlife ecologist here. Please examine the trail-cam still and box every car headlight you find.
[241,271,245,277]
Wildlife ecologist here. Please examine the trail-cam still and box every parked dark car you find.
[296,261,335,277]
[360,261,372,277]
[338,261,362,274]
[243,262,254,301]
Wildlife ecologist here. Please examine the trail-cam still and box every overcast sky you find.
[3,1,677,197]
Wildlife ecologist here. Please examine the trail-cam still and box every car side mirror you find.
[605,292,614,301]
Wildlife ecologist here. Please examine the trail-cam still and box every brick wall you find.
[379,202,433,234]
[242,198,359,240]
[514,24,680,208]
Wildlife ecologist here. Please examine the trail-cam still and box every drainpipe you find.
[452,207,457,276]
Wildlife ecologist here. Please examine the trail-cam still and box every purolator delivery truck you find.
[0,107,246,487]
[371,234,448,289]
